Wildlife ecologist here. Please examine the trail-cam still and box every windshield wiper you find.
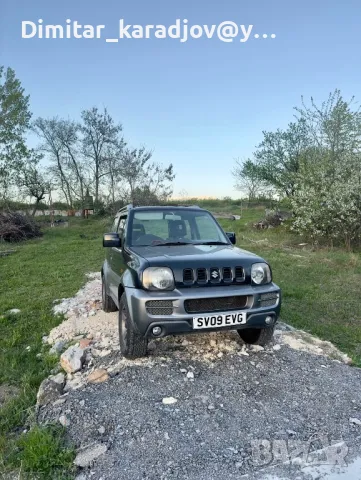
[195,241,229,245]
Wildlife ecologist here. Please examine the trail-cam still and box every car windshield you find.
[128,209,229,247]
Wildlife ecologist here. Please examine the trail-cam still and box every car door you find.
[109,215,127,299]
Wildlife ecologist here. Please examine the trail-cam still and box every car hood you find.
[131,244,263,264]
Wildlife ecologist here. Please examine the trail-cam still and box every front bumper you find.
[125,283,281,338]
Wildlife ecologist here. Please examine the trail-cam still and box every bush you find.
[0,212,42,242]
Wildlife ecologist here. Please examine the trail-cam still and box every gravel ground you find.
[37,274,361,480]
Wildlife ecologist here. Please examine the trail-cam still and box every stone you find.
[98,426,106,434]
[349,417,361,426]
[8,309,21,314]
[79,338,92,349]
[59,414,70,427]
[49,340,67,355]
[162,397,177,405]
[60,346,85,374]
[180,368,187,373]
[74,443,107,468]
[273,344,281,351]
[186,371,194,380]
[37,374,65,406]
[88,369,109,384]
[249,345,264,352]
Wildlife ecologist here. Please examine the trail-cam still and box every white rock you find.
[9,309,21,314]
[273,344,281,351]
[349,417,361,426]
[250,345,264,352]
[98,426,105,434]
[162,397,177,405]
[59,414,70,427]
[74,443,107,468]
[60,346,86,374]
[186,372,194,380]
[180,368,187,373]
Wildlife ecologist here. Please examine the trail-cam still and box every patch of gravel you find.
[36,272,360,479]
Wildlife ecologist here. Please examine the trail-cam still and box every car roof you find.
[116,204,204,214]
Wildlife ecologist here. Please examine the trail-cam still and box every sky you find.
[1,0,361,199]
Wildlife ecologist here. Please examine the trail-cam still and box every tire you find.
[237,326,275,346]
[118,293,148,359]
[102,275,117,313]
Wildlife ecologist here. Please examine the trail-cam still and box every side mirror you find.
[226,232,236,245]
[103,233,121,248]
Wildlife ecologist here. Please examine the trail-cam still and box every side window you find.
[111,216,120,232]
[117,217,127,239]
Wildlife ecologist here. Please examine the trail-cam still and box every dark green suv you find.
[102,204,281,358]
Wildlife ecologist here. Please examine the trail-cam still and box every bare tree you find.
[32,117,74,207]
[117,147,174,205]
[18,151,50,215]
[80,107,124,206]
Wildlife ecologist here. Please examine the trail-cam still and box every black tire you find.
[237,326,275,346]
[102,275,117,313]
[119,293,148,358]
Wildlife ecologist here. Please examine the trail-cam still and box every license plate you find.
[193,311,247,330]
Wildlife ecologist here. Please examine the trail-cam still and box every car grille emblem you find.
[211,270,219,278]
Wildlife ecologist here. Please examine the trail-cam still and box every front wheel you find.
[118,293,148,359]
[237,326,275,346]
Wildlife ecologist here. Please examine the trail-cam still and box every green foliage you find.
[15,425,75,478]
[0,217,105,477]
[0,66,32,200]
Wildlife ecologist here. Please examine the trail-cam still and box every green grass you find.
[1,207,360,477]
[218,212,361,366]
[0,216,108,478]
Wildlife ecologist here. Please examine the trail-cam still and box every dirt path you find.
[37,274,361,480]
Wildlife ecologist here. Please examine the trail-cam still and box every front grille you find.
[146,300,173,315]
[183,268,194,283]
[197,268,207,283]
[184,295,248,314]
[182,266,245,285]
[222,267,232,282]
[259,292,279,308]
[235,266,245,282]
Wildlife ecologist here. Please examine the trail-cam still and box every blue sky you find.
[1,0,360,198]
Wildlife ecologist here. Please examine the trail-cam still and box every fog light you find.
[152,326,162,336]
[265,316,273,325]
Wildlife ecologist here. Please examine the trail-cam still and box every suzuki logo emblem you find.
[211,270,219,278]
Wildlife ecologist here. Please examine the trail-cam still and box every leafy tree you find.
[252,119,309,197]
[291,90,361,249]
[232,158,265,200]
[0,66,32,200]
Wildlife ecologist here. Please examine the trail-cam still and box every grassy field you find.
[0,206,360,478]
[0,217,108,478]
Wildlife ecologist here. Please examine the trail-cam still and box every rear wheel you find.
[102,275,117,312]
[237,326,275,346]
[119,293,148,358]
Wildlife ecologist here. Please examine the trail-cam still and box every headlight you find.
[251,263,272,285]
[142,267,175,291]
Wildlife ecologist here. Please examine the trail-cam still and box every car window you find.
[129,209,228,246]
[117,217,126,238]
[111,216,120,232]
[195,215,221,239]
